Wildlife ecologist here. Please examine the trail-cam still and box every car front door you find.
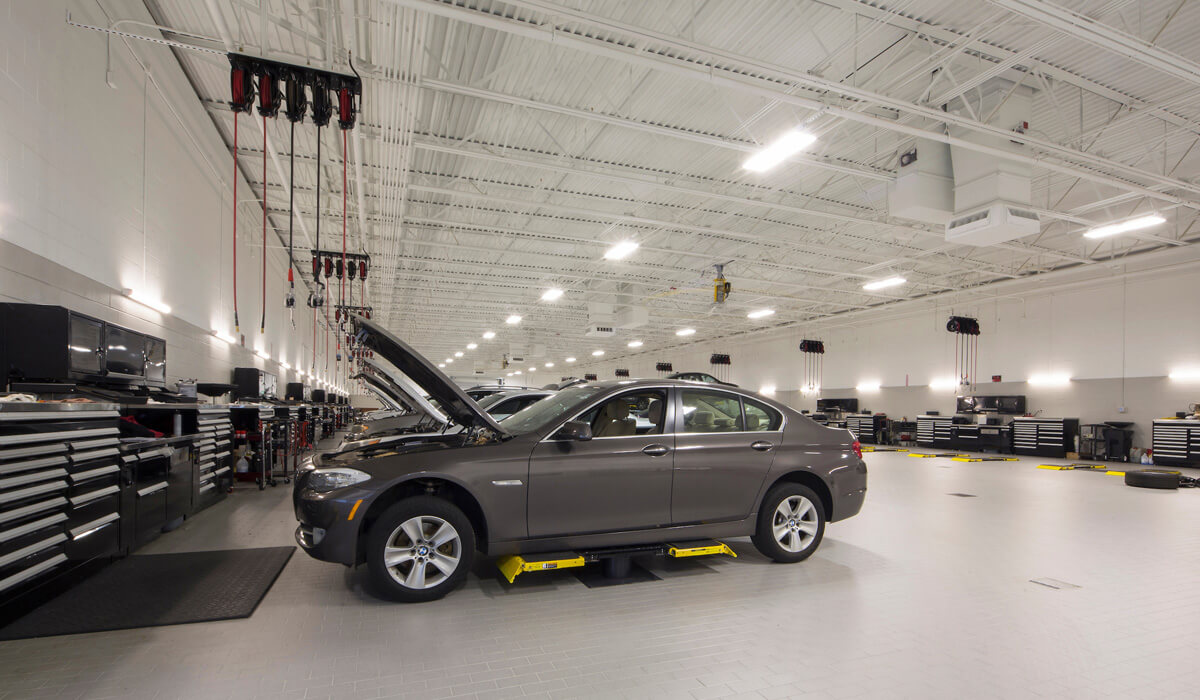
[527,388,673,537]
[671,389,782,524]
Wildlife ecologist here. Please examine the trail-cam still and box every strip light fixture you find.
[603,240,639,260]
[742,129,817,173]
[123,288,171,314]
[254,349,270,361]
[505,315,522,325]
[862,277,907,291]
[592,350,605,356]
[483,331,496,339]
[1169,368,1200,381]
[856,381,881,392]
[211,329,237,345]
[565,357,577,363]
[627,340,643,348]
[929,377,958,391]
[466,343,478,350]
[747,309,775,319]
[1084,213,1165,239]
[540,288,564,301]
[676,328,696,336]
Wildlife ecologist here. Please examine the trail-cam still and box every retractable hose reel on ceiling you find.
[709,353,732,384]
[799,339,825,395]
[947,316,981,392]
[225,52,361,344]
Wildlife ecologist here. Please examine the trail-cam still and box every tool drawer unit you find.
[0,403,121,605]
[1011,417,1079,458]
[196,407,233,507]
[916,416,953,448]
[1151,419,1200,467]
[845,415,887,444]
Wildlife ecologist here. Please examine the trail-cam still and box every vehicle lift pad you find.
[497,539,735,584]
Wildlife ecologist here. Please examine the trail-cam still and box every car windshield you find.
[499,385,607,435]
[474,392,510,410]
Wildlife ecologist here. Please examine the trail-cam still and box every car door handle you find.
[750,441,774,452]
[642,444,671,457]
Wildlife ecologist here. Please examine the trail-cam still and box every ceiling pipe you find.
[386,0,1200,209]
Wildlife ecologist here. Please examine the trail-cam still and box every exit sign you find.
[992,375,1002,382]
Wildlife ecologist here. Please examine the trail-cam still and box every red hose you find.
[338,128,347,354]
[233,112,240,332]
[261,113,268,334]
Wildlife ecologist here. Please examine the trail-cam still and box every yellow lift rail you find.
[667,541,737,558]
[497,539,737,584]
[497,552,585,584]
[952,456,1019,462]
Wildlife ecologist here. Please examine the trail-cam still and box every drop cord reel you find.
[284,70,307,327]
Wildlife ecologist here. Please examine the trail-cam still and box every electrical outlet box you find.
[1118,406,1126,413]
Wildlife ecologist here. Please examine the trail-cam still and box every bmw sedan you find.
[295,316,867,602]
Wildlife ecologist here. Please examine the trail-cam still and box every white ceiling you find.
[142,0,1200,373]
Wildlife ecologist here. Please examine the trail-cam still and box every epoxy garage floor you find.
[1,450,1198,700]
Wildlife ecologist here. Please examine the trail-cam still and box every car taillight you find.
[852,440,863,460]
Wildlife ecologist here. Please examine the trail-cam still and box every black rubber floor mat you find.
[573,560,661,588]
[0,547,294,640]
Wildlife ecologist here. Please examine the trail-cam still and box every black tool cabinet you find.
[0,403,122,612]
[1011,417,1079,458]
[1151,419,1200,467]
[845,414,888,444]
[195,406,233,507]
[917,415,953,447]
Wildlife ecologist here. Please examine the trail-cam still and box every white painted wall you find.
[0,0,346,394]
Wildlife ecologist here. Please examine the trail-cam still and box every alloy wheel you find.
[382,515,462,589]
[772,495,818,553]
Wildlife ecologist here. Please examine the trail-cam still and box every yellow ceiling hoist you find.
[713,263,732,304]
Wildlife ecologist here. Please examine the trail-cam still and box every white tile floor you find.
[1,447,1198,700]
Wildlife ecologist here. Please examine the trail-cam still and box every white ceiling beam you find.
[389,0,1200,207]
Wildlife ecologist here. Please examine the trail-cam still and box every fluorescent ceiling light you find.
[528,367,536,372]
[454,351,464,358]
[747,309,775,319]
[856,381,881,392]
[742,129,817,173]
[444,358,454,364]
[466,343,478,350]
[255,349,270,361]
[506,372,512,377]
[862,277,906,291]
[1028,373,1070,387]
[123,288,171,315]
[1085,213,1165,239]
[483,331,496,339]
[545,362,554,368]
[592,350,605,356]
[513,370,522,375]
[1169,368,1200,381]
[540,288,564,301]
[929,377,958,391]
[675,328,696,337]
[565,357,576,363]
[211,329,237,345]
[438,363,446,368]
[505,315,522,325]
[627,340,643,348]
[603,240,639,260]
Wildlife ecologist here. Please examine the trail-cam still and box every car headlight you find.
[307,468,371,493]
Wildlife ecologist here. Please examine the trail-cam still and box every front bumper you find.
[293,475,373,566]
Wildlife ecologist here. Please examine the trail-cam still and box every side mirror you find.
[555,420,592,441]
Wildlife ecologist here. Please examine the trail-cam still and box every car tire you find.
[752,483,826,563]
[365,496,475,602]
[1124,469,1181,490]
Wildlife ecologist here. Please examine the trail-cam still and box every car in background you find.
[295,317,866,602]
[667,371,737,387]
[464,384,539,401]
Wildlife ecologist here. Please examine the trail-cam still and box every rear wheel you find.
[752,483,826,562]
[366,496,475,602]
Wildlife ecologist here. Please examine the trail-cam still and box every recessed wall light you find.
[211,329,237,344]
[123,288,171,315]
[541,288,564,301]
[676,328,696,336]
[603,240,639,260]
[1169,368,1200,381]
[255,349,270,361]
[862,277,906,291]
[856,381,881,392]
[929,377,958,390]
[1028,373,1070,386]
[505,315,522,325]
[747,309,775,319]
[742,129,817,173]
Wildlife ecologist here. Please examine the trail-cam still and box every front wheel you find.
[752,483,826,562]
[366,496,475,602]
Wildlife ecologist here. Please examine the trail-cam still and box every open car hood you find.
[351,316,507,435]
[358,358,450,428]
[353,373,406,413]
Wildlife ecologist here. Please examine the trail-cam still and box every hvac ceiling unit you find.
[944,77,1040,246]
[614,306,648,329]
[887,139,954,225]
[585,325,615,338]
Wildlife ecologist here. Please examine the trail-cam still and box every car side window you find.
[743,398,782,431]
[681,390,743,433]
[576,390,668,437]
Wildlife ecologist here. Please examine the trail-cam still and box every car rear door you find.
[671,389,782,524]
[527,388,673,537]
